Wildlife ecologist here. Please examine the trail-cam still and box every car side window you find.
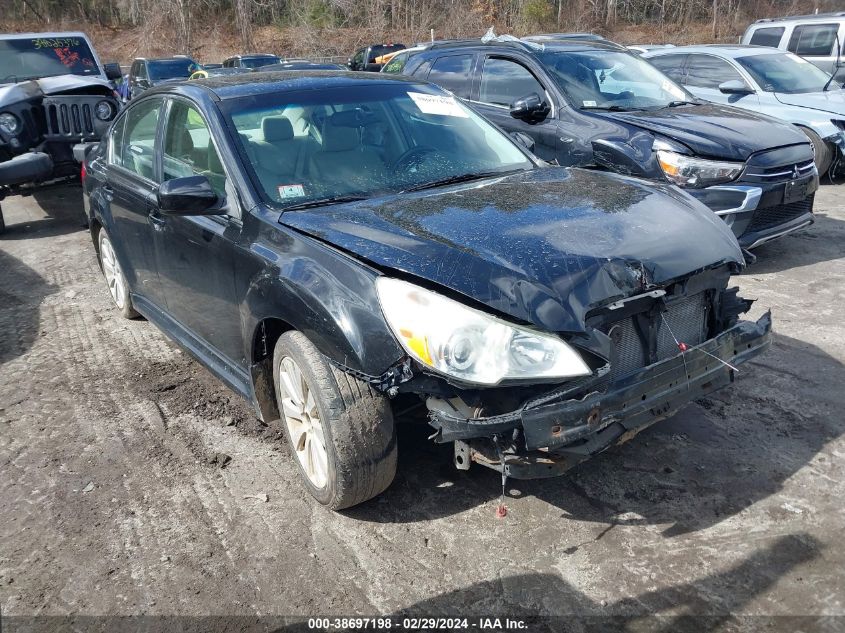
[647,54,689,84]
[382,52,407,74]
[352,50,364,67]
[109,114,127,167]
[163,100,227,198]
[119,98,162,180]
[749,27,785,47]
[788,23,839,56]
[427,54,473,99]
[479,57,544,107]
[137,62,147,80]
[684,54,744,89]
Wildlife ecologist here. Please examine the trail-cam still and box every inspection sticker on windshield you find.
[278,184,305,199]
[408,92,468,117]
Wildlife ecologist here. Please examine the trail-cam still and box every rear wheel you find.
[273,331,397,510]
[799,126,832,177]
[97,227,139,319]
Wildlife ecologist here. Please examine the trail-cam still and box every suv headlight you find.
[655,143,743,188]
[95,100,114,121]
[0,112,20,135]
[376,277,591,386]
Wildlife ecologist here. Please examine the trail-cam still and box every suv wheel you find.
[97,227,139,319]
[799,126,832,177]
[273,331,397,510]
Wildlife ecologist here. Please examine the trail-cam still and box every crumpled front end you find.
[421,277,772,479]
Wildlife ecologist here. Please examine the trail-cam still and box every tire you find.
[273,331,397,510]
[97,226,139,319]
[799,126,832,177]
[0,203,5,235]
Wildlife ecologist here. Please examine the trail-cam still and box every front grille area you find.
[746,195,814,234]
[603,292,709,383]
[45,101,95,137]
[743,159,815,183]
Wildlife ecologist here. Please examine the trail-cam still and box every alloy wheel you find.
[99,233,126,310]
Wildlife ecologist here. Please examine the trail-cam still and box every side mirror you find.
[509,131,536,153]
[137,78,150,88]
[719,79,754,95]
[510,93,550,122]
[103,62,122,81]
[158,175,219,215]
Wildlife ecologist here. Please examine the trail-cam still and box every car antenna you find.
[823,33,841,92]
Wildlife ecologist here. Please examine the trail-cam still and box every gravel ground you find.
[0,181,843,629]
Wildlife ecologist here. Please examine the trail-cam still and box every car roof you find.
[165,70,423,100]
[751,12,845,25]
[420,37,627,54]
[0,31,92,40]
[644,44,791,58]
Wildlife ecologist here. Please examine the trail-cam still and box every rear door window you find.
[646,53,689,84]
[427,54,474,99]
[684,54,744,89]
[788,23,838,56]
[118,98,162,180]
[749,27,785,47]
[479,57,545,107]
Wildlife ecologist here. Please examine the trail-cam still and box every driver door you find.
[150,98,245,367]
[470,55,560,162]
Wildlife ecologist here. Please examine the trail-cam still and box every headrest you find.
[262,116,294,143]
[322,114,359,152]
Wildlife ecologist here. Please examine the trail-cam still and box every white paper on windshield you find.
[278,184,305,199]
[408,92,468,117]
[583,100,597,107]
[662,80,687,100]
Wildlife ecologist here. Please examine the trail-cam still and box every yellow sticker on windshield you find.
[408,92,469,117]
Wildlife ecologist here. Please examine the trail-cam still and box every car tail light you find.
[81,161,86,184]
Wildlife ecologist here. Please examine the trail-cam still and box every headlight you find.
[0,112,20,135]
[95,100,114,121]
[655,147,743,188]
[376,277,591,386]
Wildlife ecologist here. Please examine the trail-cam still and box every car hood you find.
[280,168,743,334]
[599,102,808,160]
[774,89,845,116]
[0,74,112,107]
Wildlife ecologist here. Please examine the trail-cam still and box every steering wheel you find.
[392,146,437,171]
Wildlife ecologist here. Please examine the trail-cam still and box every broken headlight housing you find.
[654,140,743,188]
[376,277,591,386]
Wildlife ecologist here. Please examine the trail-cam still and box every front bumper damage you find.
[430,312,772,479]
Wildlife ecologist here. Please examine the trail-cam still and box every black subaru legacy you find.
[394,38,818,251]
[82,72,771,510]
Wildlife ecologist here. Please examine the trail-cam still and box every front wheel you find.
[273,331,397,510]
[97,227,139,319]
[799,126,832,177]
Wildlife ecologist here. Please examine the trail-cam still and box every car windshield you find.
[537,50,693,110]
[0,36,100,82]
[148,59,197,80]
[737,52,836,94]
[240,56,280,68]
[222,82,532,206]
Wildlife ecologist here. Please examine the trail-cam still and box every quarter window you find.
[749,27,785,47]
[119,98,161,180]
[479,57,544,107]
[788,24,839,56]
[163,101,227,197]
[684,54,744,89]
[427,54,474,99]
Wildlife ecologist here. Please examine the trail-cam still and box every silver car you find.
[643,45,845,175]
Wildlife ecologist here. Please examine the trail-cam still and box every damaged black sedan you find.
[82,72,771,510]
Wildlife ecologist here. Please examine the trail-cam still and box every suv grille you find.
[745,195,814,234]
[743,159,815,183]
[45,102,95,137]
[603,293,709,383]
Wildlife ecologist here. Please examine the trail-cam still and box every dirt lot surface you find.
[1,181,844,628]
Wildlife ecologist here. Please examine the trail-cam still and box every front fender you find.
[591,130,662,178]
[242,228,405,378]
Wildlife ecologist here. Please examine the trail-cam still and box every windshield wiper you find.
[280,195,367,211]
[401,170,518,193]
[665,100,699,107]
[580,104,639,112]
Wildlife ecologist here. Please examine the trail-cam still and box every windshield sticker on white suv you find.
[278,184,305,199]
[408,92,468,117]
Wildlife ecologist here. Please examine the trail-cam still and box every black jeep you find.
[0,32,121,233]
